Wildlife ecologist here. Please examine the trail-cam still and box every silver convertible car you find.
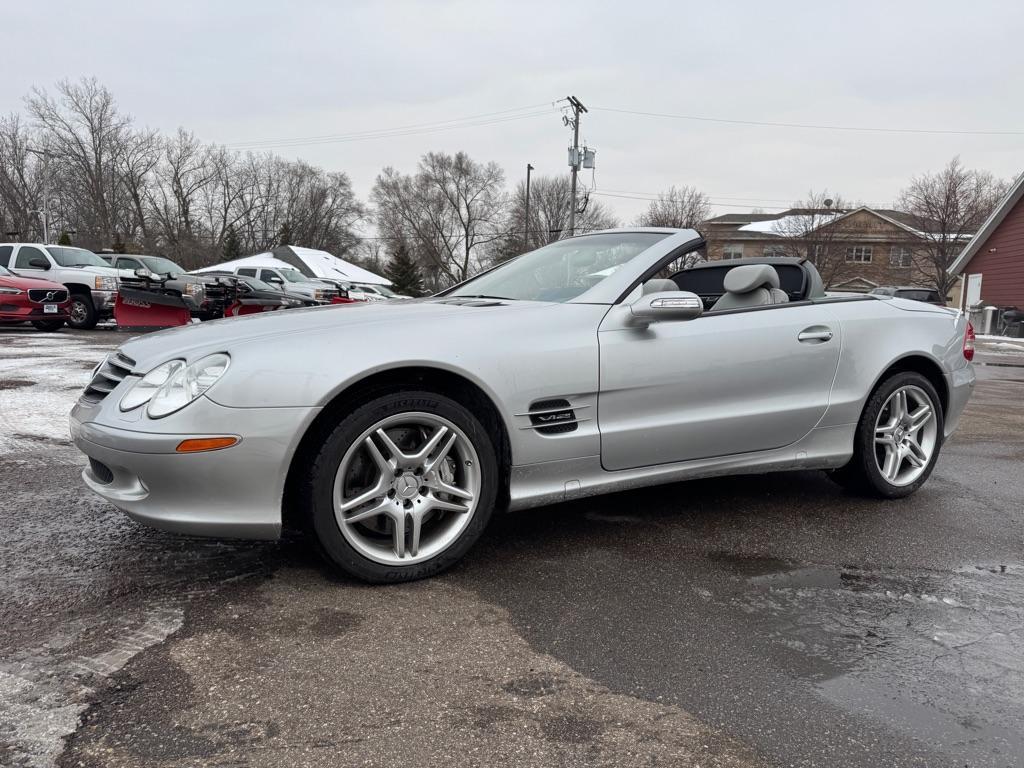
[72,229,975,582]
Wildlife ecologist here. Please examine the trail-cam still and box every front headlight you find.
[0,286,23,295]
[183,282,204,298]
[95,275,118,291]
[147,353,230,418]
[119,359,186,411]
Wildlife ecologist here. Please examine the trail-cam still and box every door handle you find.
[797,326,833,343]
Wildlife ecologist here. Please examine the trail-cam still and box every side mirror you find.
[629,290,703,325]
[134,267,157,280]
[28,257,50,269]
[266,275,283,284]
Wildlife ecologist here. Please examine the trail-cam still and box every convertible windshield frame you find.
[442,230,686,304]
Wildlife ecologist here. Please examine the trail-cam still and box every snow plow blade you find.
[114,288,192,329]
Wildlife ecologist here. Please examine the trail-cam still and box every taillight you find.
[963,322,976,362]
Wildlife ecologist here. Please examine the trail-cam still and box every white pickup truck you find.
[0,243,127,329]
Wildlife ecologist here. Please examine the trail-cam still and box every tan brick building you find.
[703,207,939,294]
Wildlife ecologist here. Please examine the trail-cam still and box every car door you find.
[10,245,53,278]
[598,301,841,471]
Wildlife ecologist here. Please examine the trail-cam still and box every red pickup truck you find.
[0,264,71,331]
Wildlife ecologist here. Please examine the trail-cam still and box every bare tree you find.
[636,185,711,229]
[897,157,1009,297]
[27,78,131,248]
[769,190,854,287]
[372,151,507,288]
[0,114,43,239]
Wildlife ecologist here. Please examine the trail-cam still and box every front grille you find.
[80,352,136,405]
[28,288,69,303]
[89,458,114,484]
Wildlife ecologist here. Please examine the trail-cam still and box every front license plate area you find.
[44,304,58,314]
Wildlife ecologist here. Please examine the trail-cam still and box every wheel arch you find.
[64,282,93,295]
[281,365,513,533]
[870,354,949,417]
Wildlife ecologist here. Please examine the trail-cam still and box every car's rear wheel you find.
[830,371,944,498]
[31,319,65,332]
[304,391,498,583]
[67,293,98,330]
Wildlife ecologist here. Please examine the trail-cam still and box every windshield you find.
[371,285,398,296]
[47,246,109,268]
[278,268,308,283]
[447,232,669,302]
[141,256,185,275]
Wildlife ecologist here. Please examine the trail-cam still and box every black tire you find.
[67,293,98,330]
[31,319,65,332]
[829,371,944,498]
[302,391,499,583]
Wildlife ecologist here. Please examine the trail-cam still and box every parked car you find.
[0,263,71,331]
[0,243,126,329]
[71,228,974,584]
[230,266,338,303]
[109,254,211,320]
[102,253,187,277]
[201,271,317,309]
[869,286,946,306]
[355,283,411,300]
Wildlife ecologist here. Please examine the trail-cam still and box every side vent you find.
[527,398,579,435]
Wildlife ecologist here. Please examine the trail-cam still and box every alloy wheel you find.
[873,384,938,487]
[333,412,481,565]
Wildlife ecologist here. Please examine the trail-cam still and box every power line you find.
[226,103,559,150]
[592,106,1024,136]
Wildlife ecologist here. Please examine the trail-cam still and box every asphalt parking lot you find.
[1,327,1023,768]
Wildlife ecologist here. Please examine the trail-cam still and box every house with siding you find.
[949,172,1024,311]
[703,206,945,294]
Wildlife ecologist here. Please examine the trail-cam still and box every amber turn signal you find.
[175,437,239,453]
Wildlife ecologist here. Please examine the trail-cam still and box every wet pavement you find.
[1,326,1022,767]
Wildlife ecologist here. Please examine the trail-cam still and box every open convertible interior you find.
[668,257,826,312]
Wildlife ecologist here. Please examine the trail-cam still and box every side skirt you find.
[507,424,856,511]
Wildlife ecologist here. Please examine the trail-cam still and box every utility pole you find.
[565,96,587,237]
[524,163,534,249]
[26,147,53,243]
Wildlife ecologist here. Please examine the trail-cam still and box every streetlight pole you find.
[26,147,53,243]
[524,163,534,250]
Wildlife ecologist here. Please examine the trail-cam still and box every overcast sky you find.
[6,0,1024,224]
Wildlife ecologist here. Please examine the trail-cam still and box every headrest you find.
[642,278,678,295]
[723,264,781,294]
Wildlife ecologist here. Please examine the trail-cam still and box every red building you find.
[951,173,1024,310]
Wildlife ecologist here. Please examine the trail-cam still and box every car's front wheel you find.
[830,371,944,498]
[67,293,98,330]
[304,391,498,583]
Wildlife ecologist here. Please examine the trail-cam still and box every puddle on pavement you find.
[711,555,1024,759]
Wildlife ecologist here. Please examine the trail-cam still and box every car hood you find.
[63,264,126,279]
[0,274,67,291]
[118,298,542,370]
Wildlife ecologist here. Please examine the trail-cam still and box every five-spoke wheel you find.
[304,391,498,583]
[831,371,944,498]
[873,385,938,487]
[334,413,481,565]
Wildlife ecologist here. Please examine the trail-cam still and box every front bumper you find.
[71,395,319,540]
[93,289,116,317]
[0,301,70,322]
[943,363,975,439]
